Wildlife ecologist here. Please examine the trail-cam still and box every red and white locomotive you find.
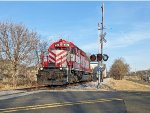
[37,39,93,85]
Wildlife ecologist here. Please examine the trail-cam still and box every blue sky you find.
[0,1,150,71]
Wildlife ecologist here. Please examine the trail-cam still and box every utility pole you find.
[97,1,105,87]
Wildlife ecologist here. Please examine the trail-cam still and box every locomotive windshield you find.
[62,47,70,51]
[55,47,70,51]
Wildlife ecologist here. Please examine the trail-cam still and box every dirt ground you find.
[0,82,36,91]
[104,78,150,91]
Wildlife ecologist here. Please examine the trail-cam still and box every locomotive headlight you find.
[64,43,69,47]
[55,44,59,47]
[60,68,62,70]
[40,67,43,70]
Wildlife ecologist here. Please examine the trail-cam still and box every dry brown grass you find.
[105,78,150,91]
[0,82,36,91]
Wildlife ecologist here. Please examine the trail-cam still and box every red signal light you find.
[97,54,103,61]
[90,54,109,62]
[90,54,96,61]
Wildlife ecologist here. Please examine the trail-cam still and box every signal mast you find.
[89,2,108,88]
[97,2,106,87]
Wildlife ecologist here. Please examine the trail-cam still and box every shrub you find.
[110,58,130,80]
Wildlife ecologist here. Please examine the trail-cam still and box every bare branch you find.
[0,21,39,70]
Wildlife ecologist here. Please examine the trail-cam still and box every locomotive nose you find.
[49,50,67,67]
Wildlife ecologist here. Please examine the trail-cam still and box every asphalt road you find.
[0,91,149,113]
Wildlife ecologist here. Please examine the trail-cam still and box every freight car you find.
[37,39,93,85]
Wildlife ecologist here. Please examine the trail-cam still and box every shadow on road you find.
[0,90,149,113]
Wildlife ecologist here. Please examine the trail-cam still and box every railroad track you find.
[16,81,89,92]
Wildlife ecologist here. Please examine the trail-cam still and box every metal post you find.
[67,52,72,83]
[98,23,101,86]
[97,2,104,88]
[101,2,104,82]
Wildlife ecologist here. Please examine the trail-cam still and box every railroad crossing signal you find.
[90,54,109,62]
[97,54,103,61]
[90,54,96,61]
[103,54,109,61]
[100,32,107,43]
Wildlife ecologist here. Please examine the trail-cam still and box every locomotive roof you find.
[48,39,86,56]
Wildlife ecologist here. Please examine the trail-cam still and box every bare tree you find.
[0,22,39,86]
[39,41,49,53]
[34,40,49,67]
[109,58,130,80]
[0,43,2,59]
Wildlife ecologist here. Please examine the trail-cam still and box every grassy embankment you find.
[103,77,150,91]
